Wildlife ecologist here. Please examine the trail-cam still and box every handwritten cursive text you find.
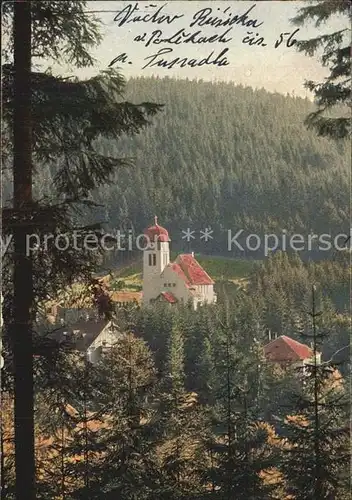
[114,3,184,27]
[135,27,232,47]
[141,47,230,69]
[190,4,263,29]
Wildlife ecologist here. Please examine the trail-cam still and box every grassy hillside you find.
[109,254,257,291]
[195,254,257,281]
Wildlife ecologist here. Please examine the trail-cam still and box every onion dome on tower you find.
[144,216,170,242]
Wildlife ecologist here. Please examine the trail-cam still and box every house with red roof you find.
[142,217,216,309]
[264,335,321,369]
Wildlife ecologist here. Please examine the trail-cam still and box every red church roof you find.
[159,291,178,304]
[168,262,190,285]
[264,335,314,363]
[144,216,169,242]
[176,254,214,286]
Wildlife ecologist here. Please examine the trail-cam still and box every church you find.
[142,217,217,309]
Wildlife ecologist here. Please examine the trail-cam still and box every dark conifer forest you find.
[3,76,349,256]
[1,1,350,498]
[3,76,350,499]
[89,77,349,252]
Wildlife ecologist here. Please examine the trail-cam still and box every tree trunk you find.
[311,286,322,498]
[12,2,35,498]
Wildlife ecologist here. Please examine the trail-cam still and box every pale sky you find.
[48,1,348,98]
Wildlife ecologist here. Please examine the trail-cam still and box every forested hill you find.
[38,76,350,255]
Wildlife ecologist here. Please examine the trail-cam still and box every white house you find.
[142,217,216,309]
[49,318,119,364]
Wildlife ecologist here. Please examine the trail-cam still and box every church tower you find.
[142,216,170,305]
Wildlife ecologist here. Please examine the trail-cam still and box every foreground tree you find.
[2,1,161,497]
[292,1,351,139]
[203,316,280,499]
[151,320,210,499]
[280,287,350,499]
[82,334,159,500]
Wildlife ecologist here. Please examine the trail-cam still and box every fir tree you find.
[2,2,161,496]
[79,333,160,499]
[204,314,280,499]
[291,1,351,139]
[152,319,209,499]
[280,286,350,499]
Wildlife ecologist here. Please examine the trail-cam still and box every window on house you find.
[173,283,176,287]
[164,283,167,287]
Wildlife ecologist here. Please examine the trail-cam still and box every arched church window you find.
[148,254,156,266]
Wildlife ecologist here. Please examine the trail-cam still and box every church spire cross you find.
[154,215,158,225]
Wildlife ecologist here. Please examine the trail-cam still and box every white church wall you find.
[161,265,191,304]
[142,242,164,304]
[193,284,216,304]
[143,238,171,305]
[141,221,216,308]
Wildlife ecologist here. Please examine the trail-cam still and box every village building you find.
[142,217,217,309]
[110,291,142,308]
[55,306,96,325]
[264,335,321,370]
[48,318,119,364]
